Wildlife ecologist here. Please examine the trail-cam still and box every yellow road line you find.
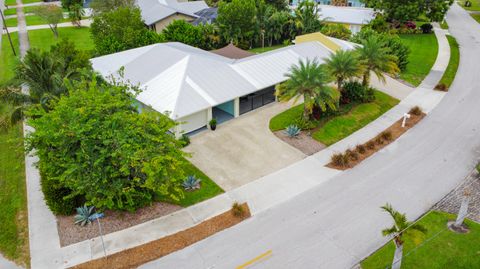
[236,250,273,269]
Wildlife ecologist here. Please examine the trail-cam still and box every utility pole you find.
[1,7,16,56]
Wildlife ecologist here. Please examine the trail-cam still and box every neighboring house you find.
[319,5,375,33]
[137,0,213,33]
[91,37,356,136]
[290,0,365,7]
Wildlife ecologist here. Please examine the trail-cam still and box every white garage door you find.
[178,109,208,134]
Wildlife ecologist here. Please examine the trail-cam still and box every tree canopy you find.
[216,0,257,48]
[362,0,453,22]
[26,78,187,212]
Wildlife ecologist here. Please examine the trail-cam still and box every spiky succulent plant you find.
[285,125,301,138]
[182,175,201,191]
[74,205,95,226]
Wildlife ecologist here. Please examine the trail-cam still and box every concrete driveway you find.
[185,102,306,191]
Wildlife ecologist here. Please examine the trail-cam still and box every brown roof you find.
[210,43,255,59]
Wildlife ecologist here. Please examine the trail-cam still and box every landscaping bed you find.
[328,108,425,170]
[274,130,325,155]
[361,211,480,269]
[71,203,251,269]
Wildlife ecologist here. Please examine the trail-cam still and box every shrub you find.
[346,149,359,161]
[405,21,416,29]
[476,162,480,174]
[179,134,190,147]
[435,83,448,91]
[465,1,472,7]
[41,175,84,215]
[420,23,433,34]
[285,125,301,138]
[74,205,95,226]
[375,136,385,145]
[380,131,393,141]
[232,202,246,218]
[366,140,376,150]
[343,81,375,103]
[331,152,350,167]
[294,117,317,130]
[356,144,366,154]
[182,175,201,191]
[320,23,352,40]
[368,15,390,33]
[409,106,423,116]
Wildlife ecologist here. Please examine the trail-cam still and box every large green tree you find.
[362,0,452,22]
[26,78,187,212]
[276,59,339,120]
[90,7,160,55]
[161,20,205,48]
[90,0,136,14]
[216,0,257,48]
[33,5,64,38]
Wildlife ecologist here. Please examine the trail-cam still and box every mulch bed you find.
[275,131,326,155]
[327,113,426,170]
[58,202,182,246]
[70,203,251,269]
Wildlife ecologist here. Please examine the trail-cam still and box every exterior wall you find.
[177,109,208,135]
[216,100,235,116]
[153,13,196,33]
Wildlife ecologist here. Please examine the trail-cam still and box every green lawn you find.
[0,33,20,84]
[438,35,460,89]
[361,211,480,269]
[25,15,70,26]
[472,14,480,23]
[440,20,449,29]
[399,34,439,86]
[462,0,480,11]
[159,158,224,207]
[4,17,17,27]
[249,44,289,54]
[312,91,399,145]
[6,0,41,4]
[2,8,17,16]
[0,104,29,266]
[28,27,94,52]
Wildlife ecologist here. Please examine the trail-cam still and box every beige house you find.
[137,0,211,33]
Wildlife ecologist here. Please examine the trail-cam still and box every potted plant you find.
[209,118,217,131]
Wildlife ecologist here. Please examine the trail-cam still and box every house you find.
[137,0,213,32]
[91,37,356,136]
[290,0,365,7]
[319,5,375,33]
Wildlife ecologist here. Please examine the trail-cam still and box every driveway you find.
[185,102,306,191]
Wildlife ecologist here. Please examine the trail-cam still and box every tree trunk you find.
[362,71,370,87]
[455,196,470,227]
[337,78,343,92]
[392,243,403,269]
[303,93,311,120]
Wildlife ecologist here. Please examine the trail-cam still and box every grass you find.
[361,211,480,269]
[399,34,439,86]
[472,14,480,23]
[0,103,29,267]
[0,32,20,84]
[249,44,289,54]
[438,35,460,89]
[160,158,224,207]
[4,17,17,27]
[312,91,399,145]
[462,0,480,11]
[28,27,95,52]
[269,91,399,146]
[25,15,70,26]
[6,0,41,4]
[440,20,449,29]
[3,8,17,16]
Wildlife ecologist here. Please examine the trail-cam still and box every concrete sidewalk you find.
[24,24,451,269]
[3,19,92,33]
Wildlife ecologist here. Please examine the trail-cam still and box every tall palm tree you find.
[276,59,339,120]
[357,36,399,86]
[294,0,324,34]
[324,49,364,93]
[381,203,427,269]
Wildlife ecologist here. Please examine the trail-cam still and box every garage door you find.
[178,109,208,134]
[239,87,276,115]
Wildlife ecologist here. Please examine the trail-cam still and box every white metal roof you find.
[137,0,209,25]
[318,5,375,25]
[91,39,357,120]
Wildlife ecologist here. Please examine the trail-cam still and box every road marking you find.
[236,250,273,269]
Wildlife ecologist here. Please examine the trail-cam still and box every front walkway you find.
[3,19,92,33]
[186,102,306,191]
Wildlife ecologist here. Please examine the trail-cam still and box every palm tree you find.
[381,203,427,269]
[294,0,324,34]
[357,36,399,86]
[276,59,339,120]
[324,49,364,93]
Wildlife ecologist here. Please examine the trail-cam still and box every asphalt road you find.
[141,4,480,269]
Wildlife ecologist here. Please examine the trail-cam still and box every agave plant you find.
[182,175,201,191]
[284,125,301,138]
[74,205,95,226]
